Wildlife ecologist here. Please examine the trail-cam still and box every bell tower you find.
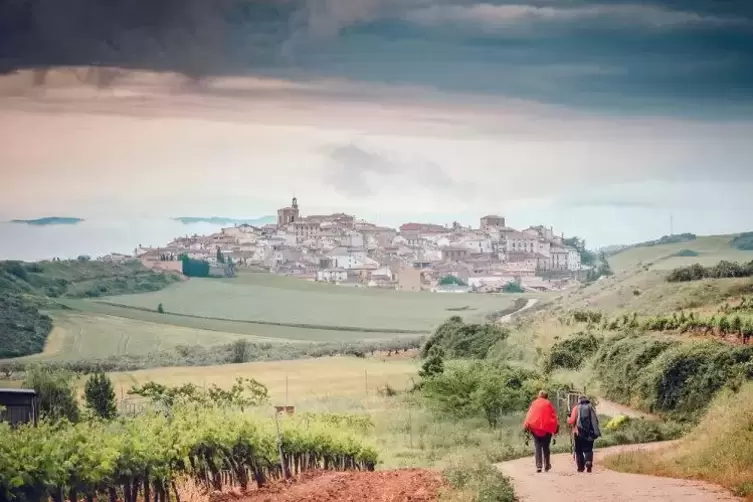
[277,197,301,226]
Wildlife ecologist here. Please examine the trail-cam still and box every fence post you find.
[408,408,413,448]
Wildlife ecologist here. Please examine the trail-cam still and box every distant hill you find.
[0,259,181,359]
[10,217,84,226]
[604,233,697,256]
[173,216,275,226]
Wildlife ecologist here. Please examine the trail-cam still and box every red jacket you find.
[523,397,559,436]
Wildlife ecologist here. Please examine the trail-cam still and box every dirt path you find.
[496,442,740,502]
[499,298,540,323]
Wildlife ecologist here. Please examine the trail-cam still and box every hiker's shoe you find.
[577,468,584,473]
[545,465,551,472]
[585,462,593,473]
[536,468,542,473]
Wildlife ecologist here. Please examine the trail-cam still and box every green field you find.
[8,273,529,362]
[19,312,258,361]
[94,273,524,332]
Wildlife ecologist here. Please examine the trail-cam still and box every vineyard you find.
[566,303,753,344]
[0,406,377,502]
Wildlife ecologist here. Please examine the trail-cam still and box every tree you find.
[23,366,79,422]
[157,303,164,314]
[230,339,249,363]
[439,275,466,286]
[502,282,524,293]
[84,371,117,419]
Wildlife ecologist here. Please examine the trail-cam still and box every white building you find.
[317,268,348,282]
[567,247,581,271]
[550,245,569,271]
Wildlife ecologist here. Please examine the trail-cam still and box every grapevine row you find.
[0,406,377,502]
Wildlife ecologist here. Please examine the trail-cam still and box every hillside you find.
[557,234,753,316]
[0,259,181,359]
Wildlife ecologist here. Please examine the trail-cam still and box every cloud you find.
[404,3,753,31]
[322,142,481,201]
[2,0,753,117]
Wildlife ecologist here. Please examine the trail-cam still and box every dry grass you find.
[604,382,753,500]
[105,356,419,405]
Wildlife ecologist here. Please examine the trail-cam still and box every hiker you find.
[523,390,559,473]
[567,396,601,473]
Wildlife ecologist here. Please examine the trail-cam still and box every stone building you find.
[277,197,300,226]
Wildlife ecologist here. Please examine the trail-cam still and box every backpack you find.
[577,403,597,440]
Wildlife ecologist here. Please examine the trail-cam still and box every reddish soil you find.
[224,469,444,502]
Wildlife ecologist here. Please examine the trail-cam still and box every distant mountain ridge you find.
[10,217,84,226]
[173,216,275,226]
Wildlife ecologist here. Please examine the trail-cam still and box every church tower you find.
[277,197,301,226]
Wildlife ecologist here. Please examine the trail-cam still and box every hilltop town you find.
[132,198,586,292]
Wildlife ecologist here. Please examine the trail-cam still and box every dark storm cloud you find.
[1,0,752,117]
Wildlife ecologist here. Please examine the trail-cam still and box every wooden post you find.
[364,370,368,397]
[285,374,289,408]
[408,408,413,448]
[275,412,288,479]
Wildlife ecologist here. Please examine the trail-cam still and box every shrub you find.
[419,346,446,379]
[0,294,53,358]
[501,282,524,293]
[443,456,517,502]
[673,249,700,257]
[84,371,117,419]
[543,331,602,373]
[731,232,753,251]
[667,259,753,282]
[592,332,753,419]
[422,362,541,427]
[23,366,79,422]
[422,317,510,359]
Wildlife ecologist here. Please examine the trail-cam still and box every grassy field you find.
[96,273,525,332]
[550,235,753,316]
[608,234,753,274]
[105,356,419,405]
[18,312,262,361]
[58,301,418,343]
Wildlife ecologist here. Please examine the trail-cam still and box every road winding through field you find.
[499,298,540,323]
[496,442,740,502]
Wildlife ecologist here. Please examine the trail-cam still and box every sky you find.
[1,0,753,247]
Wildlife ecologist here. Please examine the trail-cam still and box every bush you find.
[667,259,753,282]
[673,249,700,257]
[422,362,542,427]
[731,232,753,251]
[84,371,117,419]
[23,366,79,422]
[443,456,517,502]
[543,331,603,373]
[0,294,53,358]
[501,282,524,293]
[422,317,509,360]
[592,332,753,419]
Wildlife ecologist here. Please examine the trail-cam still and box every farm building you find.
[0,388,38,426]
